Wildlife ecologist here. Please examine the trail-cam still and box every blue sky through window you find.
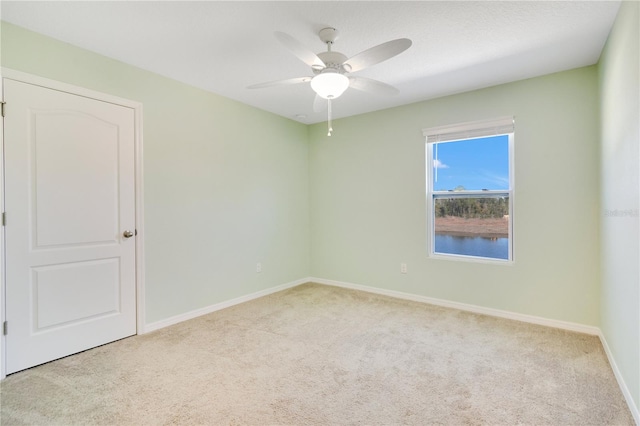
[433,135,509,191]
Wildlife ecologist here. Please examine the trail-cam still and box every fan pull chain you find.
[327,98,333,136]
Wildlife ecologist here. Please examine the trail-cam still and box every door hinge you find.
[0,101,5,117]
[3,321,7,336]
[1,212,5,226]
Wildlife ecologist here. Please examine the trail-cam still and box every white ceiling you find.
[1,1,621,124]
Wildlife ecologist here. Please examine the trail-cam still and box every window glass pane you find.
[434,197,509,260]
[433,135,509,191]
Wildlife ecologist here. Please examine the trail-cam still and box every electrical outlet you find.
[400,263,407,274]
[256,262,262,273]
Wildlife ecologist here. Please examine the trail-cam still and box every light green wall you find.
[0,22,311,323]
[599,1,640,411]
[1,19,602,327]
[309,66,601,326]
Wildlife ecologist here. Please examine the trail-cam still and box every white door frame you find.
[0,68,146,380]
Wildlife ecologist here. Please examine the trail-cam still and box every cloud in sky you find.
[434,159,449,169]
[479,170,509,188]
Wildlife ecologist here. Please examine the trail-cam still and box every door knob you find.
[123,230,134,238]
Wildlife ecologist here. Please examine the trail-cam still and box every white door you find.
[3,78,137,374]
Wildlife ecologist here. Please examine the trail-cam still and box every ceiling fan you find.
[248,27,412,135]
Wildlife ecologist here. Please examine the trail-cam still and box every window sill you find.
[428,252,514,266]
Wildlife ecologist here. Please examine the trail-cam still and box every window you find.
[423,117,514,262]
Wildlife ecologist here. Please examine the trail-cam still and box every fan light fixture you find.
[310,71,349,136]
[310,72,349,100]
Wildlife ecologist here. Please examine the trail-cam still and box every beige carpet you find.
[0,283,634,425]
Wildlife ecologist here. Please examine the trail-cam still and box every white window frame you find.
[423,117,515,264]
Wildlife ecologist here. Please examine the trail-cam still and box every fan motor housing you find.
[315,51,349,74]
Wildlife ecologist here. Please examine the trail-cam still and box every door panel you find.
[4,78,137,374]
[33,258,121,330]
[32,111,120,247]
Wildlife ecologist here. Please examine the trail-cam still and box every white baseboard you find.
[144,275,600,336]
[309,277,600,336]
[599,332,640,425]
[142,278,308,333]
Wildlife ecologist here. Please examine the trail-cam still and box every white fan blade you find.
[313,94,326,112]
[349,76,399,96]
[343,38,412,73]
[247,77,311,89]
[274,32,326,69]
